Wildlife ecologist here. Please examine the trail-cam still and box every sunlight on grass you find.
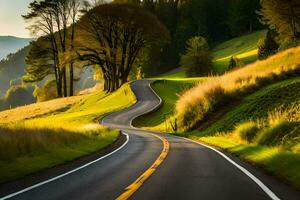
[0,83,136,183]
[176,46,300,131]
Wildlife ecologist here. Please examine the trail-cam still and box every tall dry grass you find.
[176,46,300,131]
[0,124,111,161]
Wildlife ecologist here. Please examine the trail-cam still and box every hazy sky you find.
[0,0,32,38]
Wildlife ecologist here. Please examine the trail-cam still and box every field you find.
[0,84,136,183]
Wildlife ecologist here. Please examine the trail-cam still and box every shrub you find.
[33,79,58,102]
[234,121,260,143]
[5,85,36,108]
[177,81,225,130]
[180,36,213,77]
[256,121,293,146]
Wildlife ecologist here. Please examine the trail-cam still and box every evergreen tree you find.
[228,56,243,70]
[258,30,279,60]
[180,36,213,77]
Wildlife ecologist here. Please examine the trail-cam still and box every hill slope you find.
[134,45,300,189]
[0,46,30,96]
[162,30,266,79]
[0,84,136,183]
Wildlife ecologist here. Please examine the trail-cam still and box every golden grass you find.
[0,95,86,124]
[176,46,300,131]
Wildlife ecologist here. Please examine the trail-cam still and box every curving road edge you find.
[1,80,300,200]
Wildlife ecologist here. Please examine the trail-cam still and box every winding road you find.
[1,80,300,200]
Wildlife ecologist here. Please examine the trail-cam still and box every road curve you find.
[1,80,300,200]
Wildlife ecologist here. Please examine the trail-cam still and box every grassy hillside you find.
[176,46,300,131]
[212,30,266,73]
[137,45,300,189]
[0,84,136,183]
[163,30,266,78]
[133,78,204,130]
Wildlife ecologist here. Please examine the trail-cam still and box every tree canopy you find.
[76,3,169,92]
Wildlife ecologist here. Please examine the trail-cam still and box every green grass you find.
[212,30,266,73]
[0,83,136,183]
[195,77,300,136]
[133,78,204,131]
[160,30,266,78]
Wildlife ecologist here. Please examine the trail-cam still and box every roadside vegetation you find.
[0,84,136,183]
[133,78,204,130]
[176,46,300,131]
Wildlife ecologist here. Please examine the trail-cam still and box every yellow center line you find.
[116,133,170,200]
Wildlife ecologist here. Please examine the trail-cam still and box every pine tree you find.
[258,30,279,60]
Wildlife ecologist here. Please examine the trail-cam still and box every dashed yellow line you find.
[116,134,169,200]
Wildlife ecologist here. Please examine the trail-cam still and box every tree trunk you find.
[69,63,74,96]
[62,68,67,97]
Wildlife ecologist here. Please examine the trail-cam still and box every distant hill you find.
[0,36,32,60]
[0,45,30,96]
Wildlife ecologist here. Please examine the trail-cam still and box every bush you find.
[177,82,225,130]
[256,121,293,146]
[5,85,36,108]
[235,121,260,142]
[33,79,58,102]
[180,36,213,77]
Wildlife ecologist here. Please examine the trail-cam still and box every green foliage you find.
[0,46,30,96]
[77,3,169,92]
[234,121,260,142]
[180,36,213,77]
[256,121,294,146]
[258,0,300,47]
[258,30,279,60]
[33,80,58,102]
[5,85,36,109]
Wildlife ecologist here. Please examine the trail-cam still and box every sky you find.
[0,0,32,38]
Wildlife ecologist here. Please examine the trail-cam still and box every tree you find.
[258,29,279,60]
[228,56,243,70]
[77,3,169,92]
[23,0,62,96]
[33,79,58,102]
[258,0,300,46]
[23,0,83,97]
[5,85,36,109]
[180,36,212,77]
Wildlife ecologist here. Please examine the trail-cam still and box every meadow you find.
[0,83,136,183]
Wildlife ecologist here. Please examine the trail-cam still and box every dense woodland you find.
[0,0,299,109]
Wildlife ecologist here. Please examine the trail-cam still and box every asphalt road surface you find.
[1,80,300,200]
